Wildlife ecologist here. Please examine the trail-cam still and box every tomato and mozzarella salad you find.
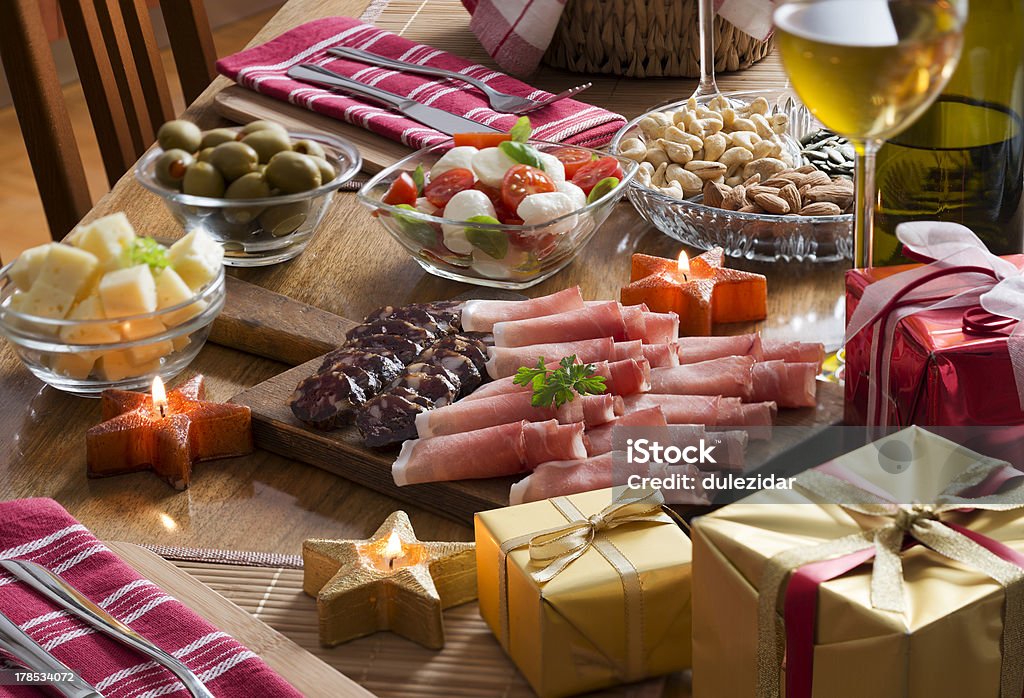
[377,118,625,279]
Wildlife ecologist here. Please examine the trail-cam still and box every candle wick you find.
[388,557,394,570]
[159,404,166,418]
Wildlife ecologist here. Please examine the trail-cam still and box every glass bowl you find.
[358,139,638,289]
[136,130,361,267]
[0,261,225,396]
[609,89,854,263]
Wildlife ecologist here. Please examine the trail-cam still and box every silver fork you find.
[327,46,591,114]
[0,610,103,697]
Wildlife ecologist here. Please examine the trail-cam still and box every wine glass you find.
[773,0,966,267]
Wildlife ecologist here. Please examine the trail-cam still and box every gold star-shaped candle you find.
[303,511,476,649]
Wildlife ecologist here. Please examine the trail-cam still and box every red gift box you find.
[845,223,1024,427]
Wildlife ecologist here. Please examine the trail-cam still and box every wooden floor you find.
[0,7,283,264]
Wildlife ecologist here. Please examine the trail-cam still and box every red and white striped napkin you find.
[216,16,626,150]
[0,499,302,698]
[461,0,777,76]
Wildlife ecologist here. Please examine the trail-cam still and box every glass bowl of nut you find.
[609,89,854,263]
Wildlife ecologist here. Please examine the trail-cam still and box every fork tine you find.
[512,82,594,115]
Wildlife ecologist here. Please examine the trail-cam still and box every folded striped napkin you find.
[216,16,626,150]
[0,499,301,698]
[462,0,776,76]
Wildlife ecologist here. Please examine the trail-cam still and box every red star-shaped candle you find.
[86,374,252,490]
[620,247,767,335]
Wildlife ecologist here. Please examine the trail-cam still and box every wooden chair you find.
[0,0,218,240]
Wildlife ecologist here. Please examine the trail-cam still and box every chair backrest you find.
[0,0,217,239]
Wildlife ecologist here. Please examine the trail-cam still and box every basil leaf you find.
[508,116,532,143]
[586,176,620,204]
[499,141,543,169]
[464,215,508,259]
[411,164,425,195]
[394,204,438,248]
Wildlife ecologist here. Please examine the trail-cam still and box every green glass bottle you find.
[873,0,1024,265]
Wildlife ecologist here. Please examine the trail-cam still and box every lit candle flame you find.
[152,376,168,418]
[677,251,690,280]
[384,530,403,569]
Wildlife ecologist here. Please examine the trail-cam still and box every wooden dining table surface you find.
[0,0,849,554]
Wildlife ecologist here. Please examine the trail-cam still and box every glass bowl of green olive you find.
[135,120,361,266]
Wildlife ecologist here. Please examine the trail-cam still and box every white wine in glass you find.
[774,0,965,267]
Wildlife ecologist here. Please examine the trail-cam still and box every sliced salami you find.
[347,334,424,364]
[318,348,404,383]
[357,391,428,448]
[420,348,483,396]
[392,371,459,408]
[346,319,436,345]
[289,370,368,430]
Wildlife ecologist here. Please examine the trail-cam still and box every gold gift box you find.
[475,488,693,698]
[692,427,1024,698]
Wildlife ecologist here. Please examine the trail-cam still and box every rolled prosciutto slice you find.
[700,430,750,472]
[415,391,619,438]
[486,338,615,379]
[761,340,826,367]
[492,301,627,348]
[393,419,586,485]
[461,287,585,332]
[623,394,722,425]
[595,358,651,396]
[751,360,818,408]
[642,342,680,368]
[640,312,679,344]
[677,334,763,364]
[585,406,668,456]
[612,340,646,361]
[648,356,756,400]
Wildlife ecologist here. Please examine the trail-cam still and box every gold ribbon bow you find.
[496,487,668,681]
[756,459,1024,698]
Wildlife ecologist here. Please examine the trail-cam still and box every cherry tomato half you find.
[501,164,556,213]
[551,146,593,178]
[453,132,512,148]
[424,168,475,208]
[382,172,418,207]
[571,156,624,195]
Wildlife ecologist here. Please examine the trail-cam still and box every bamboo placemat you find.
[154,548,691,698]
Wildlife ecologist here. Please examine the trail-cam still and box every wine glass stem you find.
[695,0,719,97]
[853,138,882,268]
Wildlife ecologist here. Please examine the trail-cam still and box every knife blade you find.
[0,610,102,698]
[287,64,502,136]
[0,560,213,698]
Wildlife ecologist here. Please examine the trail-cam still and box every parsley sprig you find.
[513,355,607,408]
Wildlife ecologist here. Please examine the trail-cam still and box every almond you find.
[703,180,730,208]
[802,170,832,187]
[779,183,802,214]
[799,201,844,216]
[738,204,764,213]
[805,184,853,208]
[741,173,762,187]
[722,184,748,211]
[795,164,818,174]
[753,192,791,215]
[748,185,781,199]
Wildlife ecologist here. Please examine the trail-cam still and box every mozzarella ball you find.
[556,180,587,209]
[471,247,530,280]
[415,197,440,216]
[517,191,578,235]
[536,151,566,183]
[441,189,497,254]
[430,146,478,179]
[471,147,518,188]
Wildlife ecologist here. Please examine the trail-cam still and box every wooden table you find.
[0,0,848,554]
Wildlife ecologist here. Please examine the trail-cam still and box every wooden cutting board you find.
[106,542,373,698]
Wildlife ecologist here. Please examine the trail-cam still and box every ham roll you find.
[612,340,646,361]
[461,287,585,332]
[751,360,818,408]
[394,419,586,485]
[486,337,615,379]
[761,340,826,367]
[415,391,620,437]
[623,394,723,425]
[491,301,627,347]
[621,306,679,344]
[648,356,756,400]
[642,342,680,368]
[697,429,749,472]
[594,358,651,396]
[585,406,668,456]
[677,334,763,364]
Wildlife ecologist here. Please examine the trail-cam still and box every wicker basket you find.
[544,0,774,78]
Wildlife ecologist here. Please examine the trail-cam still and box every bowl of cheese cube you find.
[0,213,225,395]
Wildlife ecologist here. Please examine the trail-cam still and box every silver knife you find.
[287,63,502,135]
[0,610,103,698]
[0,560,213,698]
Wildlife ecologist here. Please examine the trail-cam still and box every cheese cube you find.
[155,268,205,326]
[169,230,223,290]
[72,213,136,269]
[171,334,192,352]
[58,296,121,344]
[17,281,76,319]
[127,340,173,365]
[97,350,159,381]
[6,291,56,336]
[32,245,99,300]
[9,243,57,291]
[119,317,165,340]
[50,352,99,380]
[99,265,157,317]
[118,317,172,364]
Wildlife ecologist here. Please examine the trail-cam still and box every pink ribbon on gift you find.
[846,222,1024,427]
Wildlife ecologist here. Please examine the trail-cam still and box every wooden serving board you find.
[106,542,373,698]
[230,359,845,522]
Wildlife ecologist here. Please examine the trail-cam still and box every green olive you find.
[259,201,309,236]
[157,120,202,152]
[240,119,288,136]
[182,161,225,198]
[197,147,215,163]
[200,128,238,149]
[242,129,293,163]
[309,155,337,183]
[264,151,322,193]
[225,172,271,199]
[208,141,258,181]
[154,149,194,188]
[292,139,326,159]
